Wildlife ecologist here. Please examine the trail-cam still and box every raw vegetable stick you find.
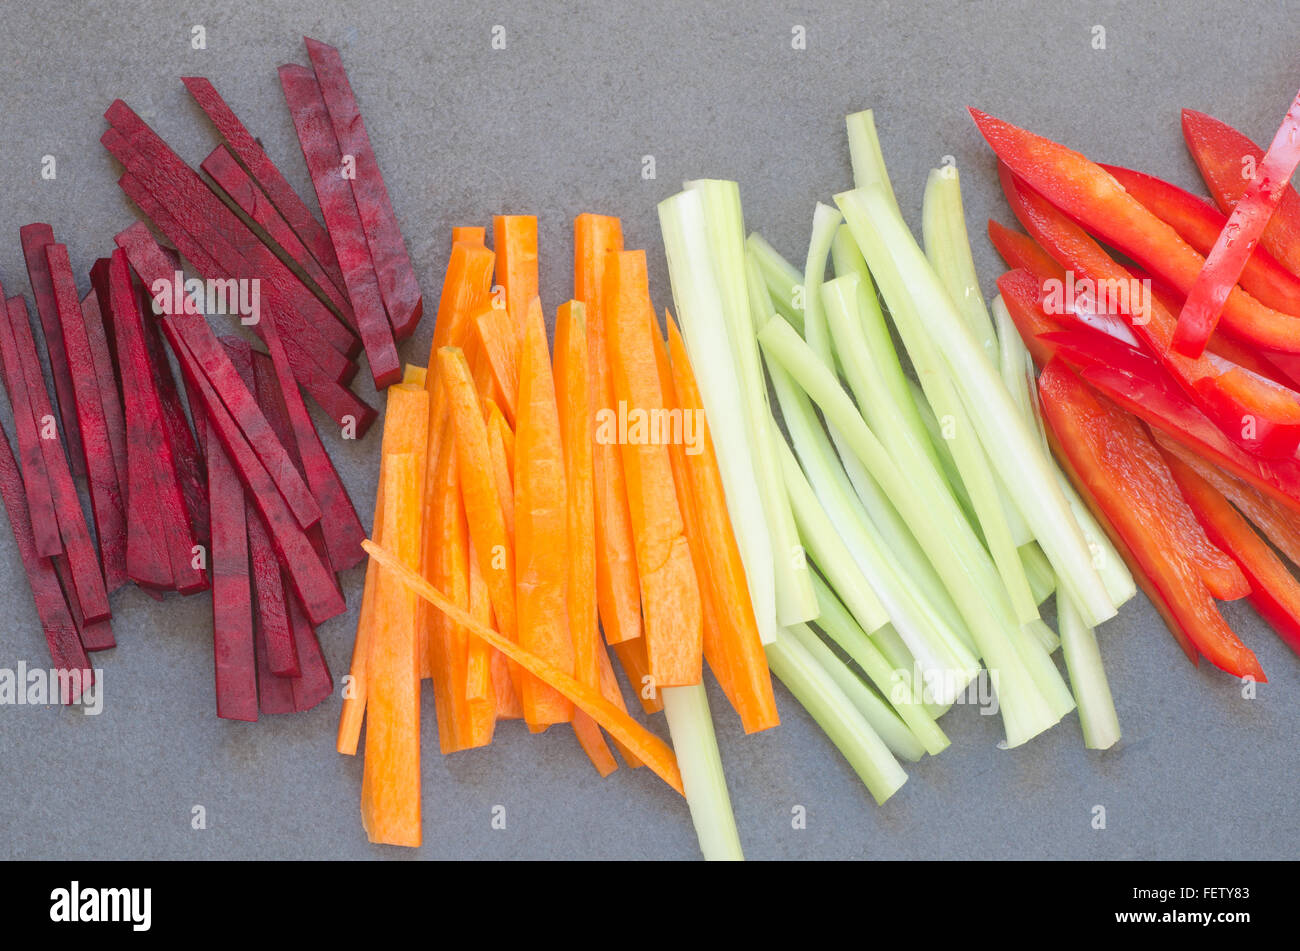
[339,384,429,755]
[78,288,128,590]
[595,645,643,767]
[286,592,334,713]
[493,215,538,338]
[576,214,642,647]
[514,299,576,724]
[453,227,485,246]
[485,402,515,536]
[363,539,684,795]
[474,305,520,423]
[463,539,498,747]
[605,251,702,687]
[612,638,664,715]
[361,452,422,848]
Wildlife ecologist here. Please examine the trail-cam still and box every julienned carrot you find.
[605,251,703,688]
[453,227,485,246]
[474,305,520,423]
[595,644,643,767]
[514,300,576,726]
[485,401,516,536]
[339,383,430,756]
[493,215,538,338]
[666,315,779,732]
[464,538,498,747]
[362,539,684,795]
[360,452,422,848]
[572,712,619,777]
[576,214,642,647]
[612,638,664,715]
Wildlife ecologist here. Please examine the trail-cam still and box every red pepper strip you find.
[1037,359,1264,679]
[1101,163,1300,316]
[971,108,1300,354]
[1163,450,1300,656]
[999,164,1300,459]
[1183,108,1300,280]
[988,219,1066,281]
[1175,89,1300,354]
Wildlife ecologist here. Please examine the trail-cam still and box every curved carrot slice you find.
[492,215,538,338]
[362,539,684,795]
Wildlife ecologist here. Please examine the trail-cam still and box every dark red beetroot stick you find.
[222,337,300,679]
[79,288,128,511]
[286,593,333,712]
[305,37,423,341]
[53,554,115,651]
[45,244,129,595]
[0,293,61,557]
[6,296,111,620]
[0,424,92,702]
[181,76,349,298]
[202,145,356,328]
[255,601,298,714]
[107,249,206,594]
[279,64,401,389]
[196,405,259,721]
[20,224,85,479]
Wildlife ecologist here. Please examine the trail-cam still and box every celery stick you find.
[766,630,908,805]
[681,179,819,628]
[836,185,1116,629]
[922,166,999,364]
[1057,594,1122,750]
[1024,617,1061,653]
[661,684,744,860]
[907,377,979,527]
[1021,541,1057,605]
[784,622,925,762]
[746,233,805,332]
[659,189,778,644]
[846,110,901,218]
[800,203,843,362]
[758,317,1061,747]
[871,624,953,721]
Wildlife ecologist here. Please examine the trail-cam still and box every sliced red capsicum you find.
[1037,358,1265,680]
[1183,107,1300,280]
[1163,449,1300,656]
[971,107,1300,356]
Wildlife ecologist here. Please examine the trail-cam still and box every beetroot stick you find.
[286,592,333,712]
[79,288,129,519]
[53,554,116,651]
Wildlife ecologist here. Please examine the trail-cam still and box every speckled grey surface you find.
[1,0,1298,860]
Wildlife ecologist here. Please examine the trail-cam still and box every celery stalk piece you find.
[757,316,1062,747]
[801,203,844,362]
[680,179,819,628]
[922,166,999,364]
[1008,619,1074,720]
[661,684,744,860]
[659,189,778,644]
[1020,541,1057,605]
[809,572,950,755]
[1057,594,1122,750]
[846,110,901,217]
[766,629,908,805]
[776,435,889,638]
[746,233,805,332]
[872,624,953,721]
[822,272,1040,624]
[1024,617,1061,654]
[784,622,925,762]
[907,377,979,528]
[836,185,1117,629]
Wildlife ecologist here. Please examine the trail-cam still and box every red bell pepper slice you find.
[1101,163,1300,316]
[1163,449,1300,656]
[1183,108,1300,280]
[971,107,1300,355]
[1037,358,1264,679]
[1175,88,1300,355]
[988,219,1066,282]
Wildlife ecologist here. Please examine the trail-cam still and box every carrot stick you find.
[576,214,642,646]
[363,538,684,795]
[612,638,665,715]
[492,215,538,338]
[464,537,498,747]
[572,712,619,777]
[605,252,703,687]
[596,644,644,767]
[666,314,779,733]
[360,452,422,847]
[485,401,516,536]
[338,383,429,755]
[514,299,576,726]
[474,305,520,423]
[453,226,485,247]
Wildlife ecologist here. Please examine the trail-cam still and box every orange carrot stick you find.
[612,639,664,715]
[464,536,497,746]
[493,215,538,338]
[452,226,485,247]
[596,642,643,768]
[576,214,642,647]
[666,314,779,733]
[363,538,683,795]
[474,305,520,423]
[359,452,422,847]
[515,298,576,726]
[572,712,619,777]
[485,401,516,536]
[605,251,702,688]
[338,384,429,755]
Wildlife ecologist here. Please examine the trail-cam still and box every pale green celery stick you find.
[659,189,777,644]
[768,352,978,701]
[1007,620,1075,721]
[662,684,744,860]
[846,110,901,217]
[766,629,908,804]
[801,203,843,362]
[785,622,925,762]
[836,185,1116,629]
[922,166,999,364]
[746,233,804,332]
[1058,594,1122,750]
[1021,541,1057,605]
[757,317,1059,747]
[872,625,952,721]
[684,179,818,628]
[907,377,979,527]
[777,436,889,637]
[1024,617,1061,653]
[823,272,1039,625]
[809,572,950,754]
